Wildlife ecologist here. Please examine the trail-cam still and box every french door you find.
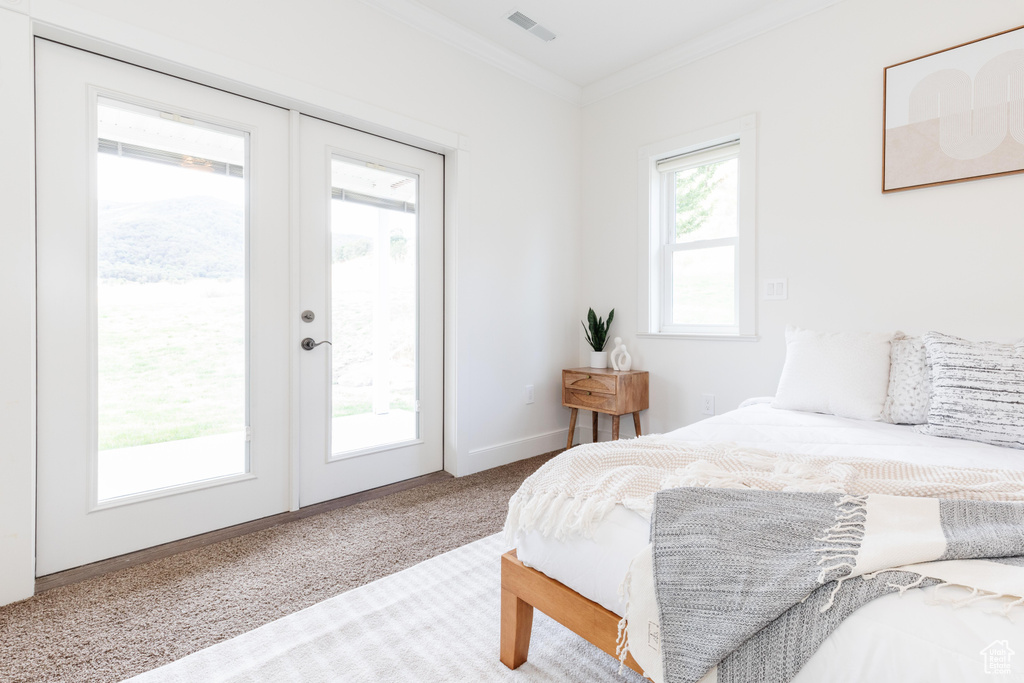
[35,41,445,575]
[297,116,443,506]
[35,41,292,575]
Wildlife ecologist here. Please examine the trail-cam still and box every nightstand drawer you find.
[563,389,618,412]
[563,371,617,395]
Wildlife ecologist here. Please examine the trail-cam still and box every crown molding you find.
[580,0,844,106]
[354,0,582,105]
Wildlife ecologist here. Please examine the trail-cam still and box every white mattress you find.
[515,403,1024,680]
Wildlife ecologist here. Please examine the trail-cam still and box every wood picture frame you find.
[882,24,1024,193]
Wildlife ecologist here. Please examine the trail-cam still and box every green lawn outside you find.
[98,279,246,450]
[98,251,417,450]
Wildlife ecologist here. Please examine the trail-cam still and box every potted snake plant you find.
[582,308,614,368]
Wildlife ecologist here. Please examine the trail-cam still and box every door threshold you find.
[35,470,453,594]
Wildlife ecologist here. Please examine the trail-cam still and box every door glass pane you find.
[330,157,418,455]
[96,97,247,501]
[672,246,736,326]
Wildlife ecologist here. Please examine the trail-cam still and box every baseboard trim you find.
[463,429,569,476]
[462,421,644,476]
[574,428,616,445]
[34,470,453,594]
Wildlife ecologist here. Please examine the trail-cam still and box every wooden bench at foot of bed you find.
[500,549,645,676]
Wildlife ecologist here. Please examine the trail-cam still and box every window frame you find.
[637,114,757,340]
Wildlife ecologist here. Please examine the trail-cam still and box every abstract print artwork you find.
[884,25,1024,192]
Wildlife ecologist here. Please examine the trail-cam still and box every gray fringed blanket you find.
[647,488,1024,683]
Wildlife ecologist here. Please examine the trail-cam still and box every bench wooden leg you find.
[500,586,534,669]
[592,411,599,443]
[633,411,642,437]
[612,414,620,440]
[566,408,578,450]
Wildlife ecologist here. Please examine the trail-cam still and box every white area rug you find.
[126,534,646,682]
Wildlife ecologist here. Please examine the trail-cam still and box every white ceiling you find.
[415,0,784,86]
[359,0,843,104]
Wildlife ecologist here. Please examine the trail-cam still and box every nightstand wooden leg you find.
[592,411,599,443]
[633,412,642,437]
[567,408,578,450]
[612,414,620,440]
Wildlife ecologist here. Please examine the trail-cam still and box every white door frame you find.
[0,8,38,607]
[27,19,470,504]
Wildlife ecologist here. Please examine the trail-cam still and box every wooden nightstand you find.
[562,367,649,449]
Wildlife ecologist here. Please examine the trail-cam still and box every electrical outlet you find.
[524,385,535,404]
[701,394,715,416]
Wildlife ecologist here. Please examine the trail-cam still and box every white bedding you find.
[515,403,1024,681]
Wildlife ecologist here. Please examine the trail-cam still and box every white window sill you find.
[638,333,760,342]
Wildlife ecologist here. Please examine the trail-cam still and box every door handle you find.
[301,337,332,350]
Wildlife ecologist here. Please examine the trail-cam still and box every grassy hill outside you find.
[98,196,245,283]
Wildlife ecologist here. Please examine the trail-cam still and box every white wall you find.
[580,0,1024,435]
[0,0,581,605]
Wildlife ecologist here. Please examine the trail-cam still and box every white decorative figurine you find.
[609,337,632,372]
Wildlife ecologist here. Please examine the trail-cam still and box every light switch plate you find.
[763,279,788,300]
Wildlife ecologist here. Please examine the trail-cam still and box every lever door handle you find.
[301,337,332,350]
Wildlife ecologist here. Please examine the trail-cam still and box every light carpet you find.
[0,454,554,683]
[126,534,646,682]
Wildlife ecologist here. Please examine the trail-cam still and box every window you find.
[638,115,756,338]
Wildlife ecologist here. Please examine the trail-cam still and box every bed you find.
[500,400,1024,681]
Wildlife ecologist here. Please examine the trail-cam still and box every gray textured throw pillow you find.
[881,336,931,425]
[916,332,1024,449]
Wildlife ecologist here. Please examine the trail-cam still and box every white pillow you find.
[773,326,894,421]
[881,335,931,425]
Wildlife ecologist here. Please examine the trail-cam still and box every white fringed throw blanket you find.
[504,436,1024,545]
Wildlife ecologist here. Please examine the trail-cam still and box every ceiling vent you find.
[506,11,556,42]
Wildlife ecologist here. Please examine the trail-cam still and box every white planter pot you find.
[590,351,608,369]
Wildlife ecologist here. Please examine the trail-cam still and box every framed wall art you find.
[883,25,1024,193]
